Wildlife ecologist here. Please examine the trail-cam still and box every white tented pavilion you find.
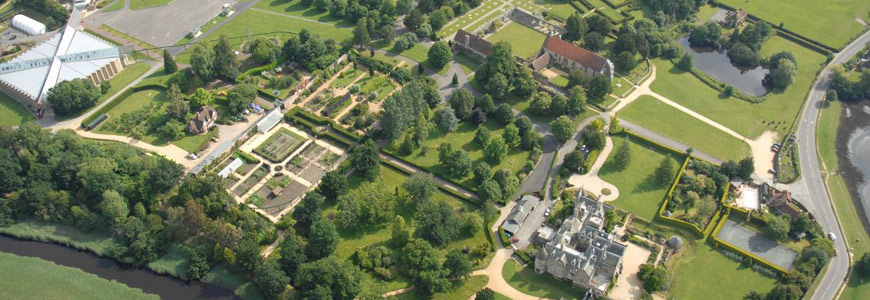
[11,15,46,36]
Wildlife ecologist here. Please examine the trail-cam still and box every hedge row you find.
[602,0,631,9]
[712,2,837,53]
[380,148,479,196]
[483,218,497,251]
[380,158,482,207]
[81,84,166,128]
[283,107,361,147]
[655,156,708,238]
[709,208,790,275]
[498,227,512,247]
[514,250,534,265]
[574,0,592,10]
[234,150,260,164]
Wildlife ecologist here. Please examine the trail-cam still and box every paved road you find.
[797,31,870,300]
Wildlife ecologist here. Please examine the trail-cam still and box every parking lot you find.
[85,0,237,46]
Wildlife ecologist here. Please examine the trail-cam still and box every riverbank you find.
[0,251,158,300]
[0,221,260,300]
[835,101,870,232]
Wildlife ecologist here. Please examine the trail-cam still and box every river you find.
[677,36,769,97]
[0,235,240,300]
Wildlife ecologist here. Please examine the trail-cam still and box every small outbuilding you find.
[667,236,684,250]
[11,15,46,36]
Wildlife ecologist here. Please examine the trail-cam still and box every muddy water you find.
[837,101,870,230]
[677,36,769,97]
[0,235,239,300]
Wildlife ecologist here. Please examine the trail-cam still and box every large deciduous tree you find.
[46,78,101,115]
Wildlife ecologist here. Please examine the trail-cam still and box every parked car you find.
[828,232,836,241]
[544,208,551,217]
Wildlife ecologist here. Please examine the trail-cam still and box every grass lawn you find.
[255,0,356,27]
[97,89,168,123]
[129,0,173,10]
[715,0,870,48]
[0,221,119,257]
[102,0,126,12]
[437,0,503,37]
[485,22,547,59]
[330,69,366,88]
[599,134,683,221]
[172,130,217,153]
[502,259,583,299]
[817,101,870,300]
[56,62,153,121]
[0,252,158,300]
[619,95,751,161]
[540,0,580,21]
[373,40,430,64]
[392,275,489,300]
[394,117,531,191]
[667,241,777,300]
[455,53,482,75]
[0,92,34,126]
[649,36,827,139]
[695,4,719,23]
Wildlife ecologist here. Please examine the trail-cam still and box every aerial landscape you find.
[0,0,869,299]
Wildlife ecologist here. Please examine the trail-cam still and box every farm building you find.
[0,8,129,115]
[532,35,614,81]
[11,15,46,35]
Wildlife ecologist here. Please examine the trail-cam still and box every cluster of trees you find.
[248,38,279,64]
[0,124,278,297]
[427,41,453,70]
[297,0,412,49]
[403,0,482,33]
[476,42,524,99]
[719,157,756,181]
[642,0,702,24]
[529,86,588,118]
[727,22,774,67]
[689,22,724,48]
[563,14,613,52]
[638,263,670,294]
[562,119,606,174]
[829,66,870,101]
[745,238,835,300]
[19,0,69,27]
[190,35,241,83]
[283,29,340,71]
[380,79,440,140]
[46,78,102,115]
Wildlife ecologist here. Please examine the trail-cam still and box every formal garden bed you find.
[253,128,307,163]
[662,159,726,231]
[233,164,270,196]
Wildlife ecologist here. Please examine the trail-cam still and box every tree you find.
[858,253,870,278]
[769,58,797,89]
[584,32,605,51]
[307,218,339,259]
[319,170,348,200]
[471,108,487,125]
[435,107,459,132]
[727,42,763,67]
[294,192,325,232]
[159,119,186,140]
[295,257,361,300]
[551,94,568,117]
[403,173,439,208]
[476,288,496,300]
[502,123,520,148]
[226,84,257,116]
[391,216,412,247]
[638,264,668,292]
[521,130,541,151]
[46,78,101,115]
[354,18,371,48]
[329,0,347,17]
[429,8,449,29]
[479,179,503,202]
[184,246,210,281]
[530,92,552,116]
[190,88,214,107]
[477,42,516,90]
[587,75,613,102]
[443,251,471,278]
[512,66,537,99]
[448,149,473,178]
[766,214,791,242]
[586,14,612,35]
[473,162,493,184]
[484,136,508,164]
[551,116,575,143]
[404,9,423,30]
[487,73,509,99]
[614,51,638,72]
[314,0,331,11]
[427,41,453,70]
[163,50,177,74]
[493,103,515,125]
[450,89,475,120]
[738,157,755,179]
[614,140,632,170]
[99,190,128,224]
[475,126,491,146]
[255,259,289,299]
[213,35,240,82]
[351,140,381,181]
[278,234,307,279]
[249,38,277,64]
[190,44,215,80]
[452,73,459,86]
[563,150,585,174]
[688,22,722,48]
[396,0,413,14]
[166,85,189,121]
[654,158,677,186]
[0,149,22,194]
[380,80,431,139]
[476,95,495,113]
[416,201,461,246]
[677,53,693,71]
[568,86,587,116]
[564,13,587,42]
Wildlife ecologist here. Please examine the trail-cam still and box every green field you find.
[129,0,173,10]
[394,117,532,191]
[619,95,750,161]
[0,92,34,126]
[817,101,870,300]
[0,252,158,300]
[372,40,430,64]
[437,0,503,37]
[486,22,547,59]
[540,0,580,21]
[599,134,682,221]
[667,242,777,300]
[330,69,366,88]
[97,89,168,122]
[695,5,719,23]
[254,0,354,27]
[102,0,126,12]
[502,260,583,299]
[649,36,827,139]
[715,0,870,48]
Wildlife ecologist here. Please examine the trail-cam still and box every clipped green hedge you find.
[569,1,587,13]
[498,227,512,246]
[235,150,260,164]
[283,107,361,147]
[709,208,790,275]
[484,218,497,251]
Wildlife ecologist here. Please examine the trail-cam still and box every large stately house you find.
[532,35,614,81]
[535,194,626,298]
[0,8,128,117]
